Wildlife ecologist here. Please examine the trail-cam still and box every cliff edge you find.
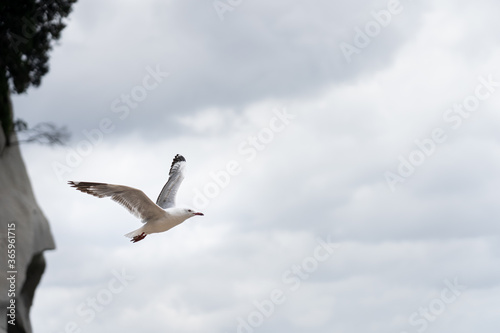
[1,126,55,333]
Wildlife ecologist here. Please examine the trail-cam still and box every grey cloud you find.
[14,0,429,139]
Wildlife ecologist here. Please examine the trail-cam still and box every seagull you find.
[68,154,204,243]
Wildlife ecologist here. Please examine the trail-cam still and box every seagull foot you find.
[131,232,147,243]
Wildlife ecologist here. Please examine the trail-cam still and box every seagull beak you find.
[194,212,204,216]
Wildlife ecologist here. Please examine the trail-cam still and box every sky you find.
[11,0,500,332]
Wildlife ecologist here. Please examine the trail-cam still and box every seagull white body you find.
[68,154,203,243]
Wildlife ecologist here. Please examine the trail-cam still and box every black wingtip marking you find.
[67,181,107,198]
[68,181,100,188]
[169,154,186,173]
[173,154,186,163]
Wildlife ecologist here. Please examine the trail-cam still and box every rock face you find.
[1,127,55,333]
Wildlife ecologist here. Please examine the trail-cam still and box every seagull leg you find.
[131,232,147,243]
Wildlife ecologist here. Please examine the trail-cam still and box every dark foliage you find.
[0,0,77,144]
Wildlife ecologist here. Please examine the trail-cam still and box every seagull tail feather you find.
[124,228,147,243]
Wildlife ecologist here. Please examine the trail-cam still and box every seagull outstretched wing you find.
[68,181,165,223]
[156,154,186,209]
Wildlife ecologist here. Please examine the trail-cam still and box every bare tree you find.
[11,119,70,146]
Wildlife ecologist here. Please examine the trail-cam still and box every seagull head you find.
[184,208,204,218]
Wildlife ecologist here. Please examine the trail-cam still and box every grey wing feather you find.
[156,154,186,209]
[68,181,165,223]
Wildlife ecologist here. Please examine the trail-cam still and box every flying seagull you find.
[68,154,204,243]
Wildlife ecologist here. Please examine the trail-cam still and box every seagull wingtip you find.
[174,154,186,162]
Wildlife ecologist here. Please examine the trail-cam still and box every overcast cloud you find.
[11,0,500,332]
